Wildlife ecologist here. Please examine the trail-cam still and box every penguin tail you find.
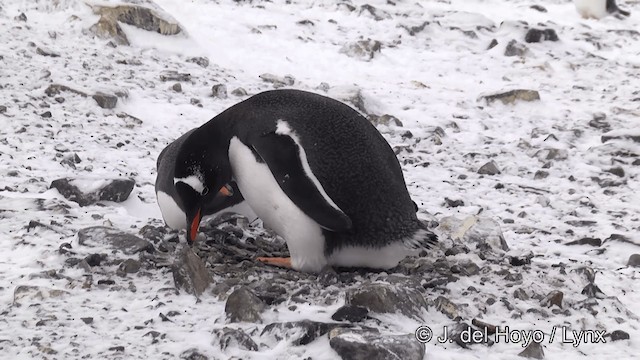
[403,227,438,250]
[618,8,631,17]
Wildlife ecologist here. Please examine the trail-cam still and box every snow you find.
[1,0,639,359]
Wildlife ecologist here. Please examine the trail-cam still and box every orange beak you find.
[189,208,201,243]
[218,184,233,197]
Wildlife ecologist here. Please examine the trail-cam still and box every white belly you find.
[156,191,187,229]
[228,137,328,272]
[574,0,607,19]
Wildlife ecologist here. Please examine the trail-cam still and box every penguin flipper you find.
[251,132,352,232]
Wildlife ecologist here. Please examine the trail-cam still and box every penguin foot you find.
[257,257,292,269]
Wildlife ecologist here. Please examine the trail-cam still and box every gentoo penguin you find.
[156,129,249,230]
[574,0,630,19]
[172,89,437,272]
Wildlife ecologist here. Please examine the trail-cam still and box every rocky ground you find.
[1,0,639,359]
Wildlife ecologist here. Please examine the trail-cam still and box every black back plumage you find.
[191,89,435,253]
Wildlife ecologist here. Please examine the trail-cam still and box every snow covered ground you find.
[1,0,639,359]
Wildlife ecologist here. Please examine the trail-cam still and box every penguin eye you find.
[201,186,209,196]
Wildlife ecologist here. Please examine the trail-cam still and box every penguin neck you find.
[189,115,235,182]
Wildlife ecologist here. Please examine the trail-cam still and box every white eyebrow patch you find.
[174,175,205,194]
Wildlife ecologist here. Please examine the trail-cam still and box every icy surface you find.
[0,0,639,359]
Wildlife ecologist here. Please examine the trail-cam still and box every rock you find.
[187,57,209,68]
[91,4,182,38]
[99,178,135,202]
[566,237,601,247]
[36,47,60,57]
[89,15,129,45]
[225,287,265,323]
[445,198,464,207]
[540,290,563,308]
[329,329,425,360]
[77,226,154,255]
[524,28,558,43]
[488,39,498,49]
[346,283,428,319]
[179,349,208,360]
[259,73,295,88]
[627,254,640,267]
[368,114,403,127]
[50,177,134,206]
[534,170,548,179]
[172,83,182,92]
[581,284,605,299]
[438,215,509,252]
[211,84,228,99]
[45,84,87,98]
[214,327,258,351]
[530,5,547,12]
[514,288,529,300]
[92,92,118,109]
[565,220,597,227]
[606,167,625,177]
[160,70,191,82]
[435,296,459,319]
[480,89,540,105]
[262,320,341,346]
[447,322,494,348]
[328,86,376,115]
[601,131,640,143]
[504,39,528,56]
[609,330,630,341]
[117,259,141,276]
[41,111,52,118]
[359,4,391,21]
[477,161,501,175]
[172,246,212,297]
[332,305,369,322]
[518,341,545,359]
[231,87,248,96]
[16,12,27,21]
[81,317,93,324]
[340,39,382,61]
[0,105,6,113]
[13,285,69,306]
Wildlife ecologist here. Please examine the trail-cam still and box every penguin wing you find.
[251,131,353,232]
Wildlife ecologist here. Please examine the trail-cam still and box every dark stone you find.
[606,167,625,177]
[36,47,60,57]
[179,349,208,360]
[368,114,403,127]
[505,39,527,56]
[481,89,540,105]
[0,105,6,113]
[509,253,533,266]
[262,320,342,346]
[487,39,498,50]
[98,178,135,202]
[109,346,125,352]
[81,317,93,324]
[566,237,601,247]
[534,170,548,179]
[172,83,182,92]
[518,341,545,359]
[41,111,52,118]
[159,70,191,82]
[225,287,265,323]
[214,327,258,351]
[445,197,464,207]
[359,4,391,21]
[84,253,105,267]
[92,92,118,109]
[524,28,558,43]
[601,133,640,143]
[447,322,494,348]
[435,296,459,319]
[186,57,209,68]
[172,246,212,297]
[340,39,382,61]
[540,290,563,308]
[514,288,529,300]
[565,220,597,227]
[477,161,501,175]
[530,5,547,12]
[16,13,27,21]
[581,284,605,299]
[627,254,640,267]
[330,330,425,360]
[77,226,154,255]
[346,283,428,319]
[98,279,115,285]
[50,177,134,206]
[259,73,295,88]
[609,330,630,341]
[332,305,369,322]
[118,259,141,275]
[211,84,228,99]
[45,84,87,98]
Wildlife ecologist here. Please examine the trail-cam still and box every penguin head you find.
[173,145,233,244]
